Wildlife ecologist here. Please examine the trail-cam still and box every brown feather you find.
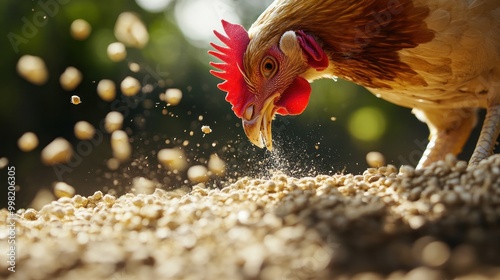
[246,0,435,89]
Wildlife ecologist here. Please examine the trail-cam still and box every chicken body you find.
[210,0,500,168]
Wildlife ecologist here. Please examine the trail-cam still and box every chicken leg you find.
[416,108,477,169]
[469,104,500,165]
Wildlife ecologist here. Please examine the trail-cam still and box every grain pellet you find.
[114,12,149,49]
[164,88,182,105]
[74,121,96,140]
[70,19,92,40]
[60,66,83,91]
[105,111,124,133]
[111,130,131,162]
[17,132,39,152]
[54,182,76,198]
[41,137,73,165]
[97,79,116,101]
[16,55,49,85]
[187,165,209,183]
[120,76,141,96]
[158,148,187,172]
[107,42,127,62]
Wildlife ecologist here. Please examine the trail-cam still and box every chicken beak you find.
[242,94,278,151]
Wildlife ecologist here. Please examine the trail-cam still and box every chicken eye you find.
[244,105,254,120]
[260,56,278,78]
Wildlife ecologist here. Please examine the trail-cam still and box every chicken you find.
[209,0,500,168]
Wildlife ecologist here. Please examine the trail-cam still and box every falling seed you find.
[132,177,156,195]
[330,117,337,121]
[107,42,127,62]
[70,95,81,105]
[164,88,182,106]
[201,125,212,134]
[187,165,209,183]
[0,157,8,169]
[208,154,225,176]
[60,67,83,91]
[114,12,149,49]
[41,137,73,165]
[120,76,141,96]
[29,189,55,210]
[18,132,39,152]
[366,151,385,168]
[158,148,187,172]
[111,130,131,162]
[16,55,49,85]
[105,111,124,133]
[54,182,76,198]
[74,121,95,140]
[106,158,120,170]
[97,79,116,101]
[129,62,140,72]
[70,19,91,40]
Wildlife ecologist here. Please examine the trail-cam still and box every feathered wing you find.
[384,0,500,167]
[391,0,500,108]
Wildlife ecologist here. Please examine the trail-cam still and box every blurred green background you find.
[0,0,487,209]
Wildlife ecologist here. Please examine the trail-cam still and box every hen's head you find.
[209,20,328,150]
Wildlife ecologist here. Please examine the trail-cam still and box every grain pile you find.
[2,154,500,280]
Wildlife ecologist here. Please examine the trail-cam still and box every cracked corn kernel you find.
[18,132,39,152]
[60,66,82,91]
[105,111,124,133]
[120,76,141,96]
[74,121,95,140]
[103,194,116,206]
[164,88,182,105]
[41,137,73,165]
[17,55,48,85]
[107,42,127,62]
[22,208,38,220]
[97,79,116,101]
[70,19,91,40]
[70,95,81,105]
[201,125,212,134]
[90,191,103,202]
[54,182,76,198]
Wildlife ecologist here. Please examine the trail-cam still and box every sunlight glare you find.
[174,0,240,46]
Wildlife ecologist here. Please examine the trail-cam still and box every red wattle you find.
[275,77,311,115]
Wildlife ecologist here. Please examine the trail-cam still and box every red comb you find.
[209,20,251,118]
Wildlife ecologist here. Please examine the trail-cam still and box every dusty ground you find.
[1,155,500,280]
